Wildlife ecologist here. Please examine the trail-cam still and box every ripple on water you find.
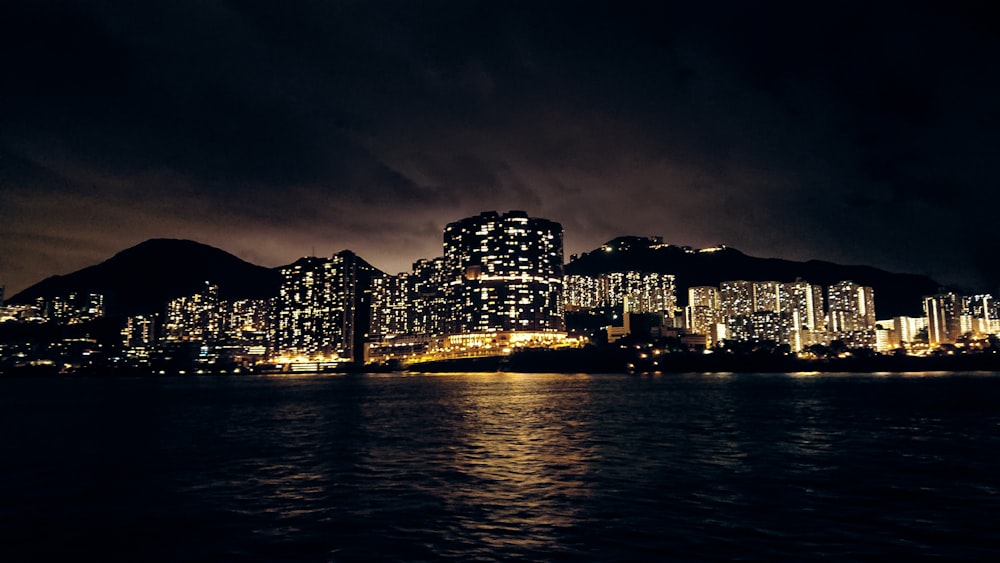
[2,372,1000,561]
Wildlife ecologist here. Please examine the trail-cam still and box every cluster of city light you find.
[0,292,106,325]
[678,280,877,352]
[10,211,1000,374]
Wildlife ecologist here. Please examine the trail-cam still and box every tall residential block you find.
[781,281,825,331]
[685,286,721,345]
[275,251,377,361]
[443,211,564,334]
[924,292,965,345]
[719,281,755,319]
[827,281,875,333]
[163,283,219,342]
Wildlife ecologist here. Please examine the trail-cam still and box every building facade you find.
[443,211,564,334]
[275,251,377,361]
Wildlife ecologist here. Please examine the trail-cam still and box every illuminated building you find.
[720,281,755,318]
[921,292,1000,347]
[827,281,875,333]
[710,280,832,349]
[567,271,677,318]
[823,281,876,349]
[443,210,564,334]
[564,274,602,311]
[924,293,961,345]
[718,280,794,345]
[875,319,899,352]
[123,315,157,348]
[371,272,412,338]
[33,293,105,325]
[122,314,157,363]
[275,251,376,362]
[921,292,999,347]
[894,316,927,345]
[838,329,877,349]
[276,257,330,357]
[370,258,450,340]
[781,282,825,331]
[968,294,998,337]
[685,286,722,346]
[750,311,784,343]
[367,212,573,365]
[0,304,43,323]
[780,281,825,351]
[220,298,272,346]
[625,272,676,316]
[329,251,378,362]
[163,282,220,342]
[688,286,719,311]
[753,281,782,313]
[410,257,449,337]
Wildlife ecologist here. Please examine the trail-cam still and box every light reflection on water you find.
[2,372,1000,561]
[439,374,595,550]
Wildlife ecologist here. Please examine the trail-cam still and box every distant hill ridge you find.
[11,236,944,319]
[566,236,943,318]
[9,239,283,317]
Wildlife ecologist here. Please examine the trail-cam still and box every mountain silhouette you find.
[10,236,945,320]
[9,239,282,317]
[566,237,944,318]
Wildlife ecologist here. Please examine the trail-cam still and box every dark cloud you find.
[2,0,999,295]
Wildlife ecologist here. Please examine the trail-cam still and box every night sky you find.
[2,0,998,295]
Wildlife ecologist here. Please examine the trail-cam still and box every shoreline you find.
[4,349,1000,377]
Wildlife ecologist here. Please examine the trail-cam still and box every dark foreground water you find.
[3,372,1000,562]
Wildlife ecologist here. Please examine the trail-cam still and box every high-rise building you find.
[893,316,927,345]
[720,281,755,319]
[686,286,722,345]
[443,211,564,334]
[968,294,997,337]
[714,279,833,348]
[370,262,452,340]
[275,251,377,361]
[122,315,157,349]
[163,283,219,342]
[719,280,792,344]
[688,286,720,311]
[411,257,449,337]
[564,274,603,311]
[566,271,677,318]
[780,281,825,351]
[328,250,377,361]
[626,272,677,315]
[220,298,272,347]
[122,314,157,364]
[32,292,105,325]
[781,281,825,331]
[827,281,875,333]
[924,292,965,345]
[276,257,331,357]
[371,273,411,338]
[753,281,782,313]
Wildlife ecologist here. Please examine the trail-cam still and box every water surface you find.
[2,372,999,561]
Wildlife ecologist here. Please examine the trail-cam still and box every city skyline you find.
[3,2,1000,296]
[9,208,997,372]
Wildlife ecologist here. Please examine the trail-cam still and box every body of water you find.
[2,372,999,561]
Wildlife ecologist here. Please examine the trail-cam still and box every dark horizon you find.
[3,1,999,295]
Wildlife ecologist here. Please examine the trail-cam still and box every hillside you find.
[566,237,945,318]
[9,239,282,316]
